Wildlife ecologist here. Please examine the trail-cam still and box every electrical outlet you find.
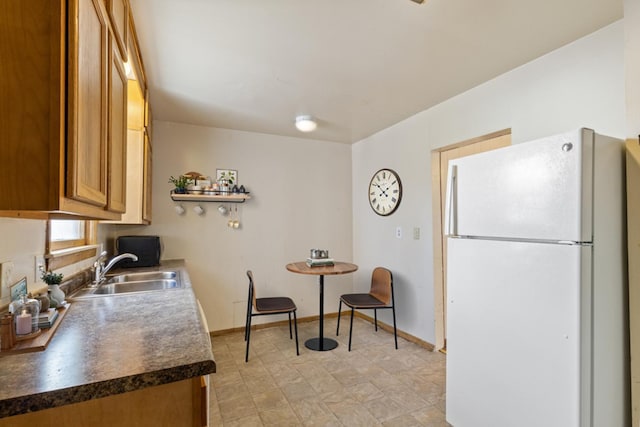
[0,261,14,299]
[413,227,421,240]
[396,226,402,239]
[35,255,45,282]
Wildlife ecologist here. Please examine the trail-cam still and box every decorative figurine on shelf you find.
[168,175,193,194]
[40,268,65,308]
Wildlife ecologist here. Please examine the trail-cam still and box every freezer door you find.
[446,238,591,427]
[446,128,593,242]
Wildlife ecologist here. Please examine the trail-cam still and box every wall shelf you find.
[170,192,250,203]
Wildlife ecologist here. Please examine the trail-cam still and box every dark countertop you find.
[0,260,215,418]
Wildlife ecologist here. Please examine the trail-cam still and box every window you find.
[48,220,95,251]
[46,220,98,270]
[50,220,84,247]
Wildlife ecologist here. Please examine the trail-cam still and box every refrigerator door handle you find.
[445,164,458,236]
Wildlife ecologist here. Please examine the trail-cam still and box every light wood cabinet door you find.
[0,377,209,427]
[106,0,128,60]
[143,131,153,222]
[66,0,109,208]
[107,35,127,213]
[0,0,65,212]
[144,88,152,142]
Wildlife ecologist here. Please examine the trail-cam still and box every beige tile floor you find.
[209,316,449,426]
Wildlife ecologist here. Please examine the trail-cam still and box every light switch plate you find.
[34,255,45,282]
[396,226,402,239]
[413,227,421,240]
[0,261,14,299]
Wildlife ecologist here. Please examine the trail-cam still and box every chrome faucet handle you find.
[93,251,108,285]
[97,251,108,263]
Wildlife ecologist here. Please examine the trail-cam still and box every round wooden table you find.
[286,261,358,351]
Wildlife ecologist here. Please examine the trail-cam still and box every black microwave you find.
[115,236,161,268]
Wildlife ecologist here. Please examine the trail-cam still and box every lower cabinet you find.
[0,376,209,427]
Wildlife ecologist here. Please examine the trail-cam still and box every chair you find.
[245,270,299,362]
[336,267,397,351]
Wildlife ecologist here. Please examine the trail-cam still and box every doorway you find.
[430,129,511,351]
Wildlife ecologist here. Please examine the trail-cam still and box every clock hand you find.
[373,182,388,197]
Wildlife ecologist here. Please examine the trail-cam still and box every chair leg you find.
[336,300,342,336]
[288,312,293,339]
[244,307,249,343]
[245,314,253,362]
[245,297,252,342]
[293,311,299,356]
[392,305,398,350]
[348,307,354,351]
[374,309,378,331]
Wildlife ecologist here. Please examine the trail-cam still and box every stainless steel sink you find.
[93,279,180,295]
[105,271,178,283]
[69,271,184,299]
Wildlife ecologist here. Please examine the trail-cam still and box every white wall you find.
[116,124,353,331]
[352,21,625,344]
[0,218,46,306]
[626,0,640,137]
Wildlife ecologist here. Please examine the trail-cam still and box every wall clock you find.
[368,168,402,216]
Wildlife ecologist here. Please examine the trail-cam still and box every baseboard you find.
[210,312,327,337]
[211,310,436,352]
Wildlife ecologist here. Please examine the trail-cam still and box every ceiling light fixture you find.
[295,115,317,132]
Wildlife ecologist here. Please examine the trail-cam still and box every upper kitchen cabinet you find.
[67,0,109,209]
[0,0,126,219]
[107,31,128,214]
[105,0,128,60]
[107,78,151,225]
[105,10,153,225]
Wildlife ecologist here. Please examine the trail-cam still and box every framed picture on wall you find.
[216,169,238,184]
[10,277,27,301]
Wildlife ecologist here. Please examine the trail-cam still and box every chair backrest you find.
[247,270,257,310]
[369,267,393,305]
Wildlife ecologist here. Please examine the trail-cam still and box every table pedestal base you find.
[305,337,338,351]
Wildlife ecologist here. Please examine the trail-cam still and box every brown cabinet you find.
[0,0,125,220]
[105,14,153,225]
[107,33,128,213]
[0,376,210,427]
[105,0,128,60]
[107,77,151,225]
[66,0,109,209]
[143,131,153,222]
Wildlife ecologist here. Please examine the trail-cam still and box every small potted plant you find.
[168,175,192,194]
[40,268,65,308]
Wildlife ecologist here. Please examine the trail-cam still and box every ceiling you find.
[129,0,622,143]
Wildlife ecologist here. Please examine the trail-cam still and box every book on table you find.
[306,258,335,267]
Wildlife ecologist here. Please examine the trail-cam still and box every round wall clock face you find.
[368,168,402,216]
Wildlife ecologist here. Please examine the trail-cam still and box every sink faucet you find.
[93,253,138,284]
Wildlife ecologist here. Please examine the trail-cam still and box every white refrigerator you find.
[444,128,628,427]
